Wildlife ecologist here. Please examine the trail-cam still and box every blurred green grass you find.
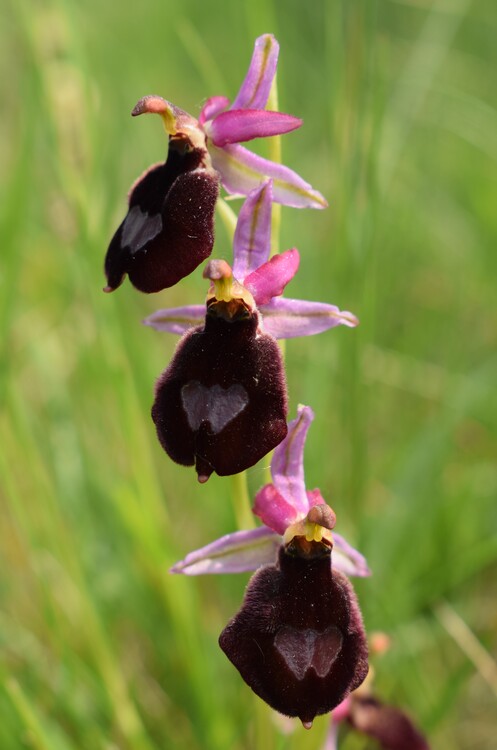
[1,0,496,747]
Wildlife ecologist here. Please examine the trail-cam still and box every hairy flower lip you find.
[219,546,369,725]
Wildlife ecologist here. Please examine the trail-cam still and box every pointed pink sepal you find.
[244,249,300,306]
[270,405,315,518]
[208,142,328,208]
[260,297,359,339]
[143,305,204,335]
[232,34,279,110]
[233,180,273,280]
[332,532,371,578]
[170,527,280,575]
[206,109,301,147]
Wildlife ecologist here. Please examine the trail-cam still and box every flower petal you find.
[333,532,371,578]
[270,405,314,518]
[143,305,205,335]
[208,143,328,209]
[253,484,299,535]
[244,249,300,306]
[232,34,279,110]
[170,527,280,575]
[199,96,230,126]
[233,180,272,280]
[206,109,301,147]
[260,297,359,339]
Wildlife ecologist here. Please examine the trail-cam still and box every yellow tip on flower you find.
[204,260,255,309]
[131,96,178,136]
[283,518,334,548]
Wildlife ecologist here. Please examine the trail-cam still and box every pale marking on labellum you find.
[122,205,163,253]
[181,381,249,434]
[274,625,343,680]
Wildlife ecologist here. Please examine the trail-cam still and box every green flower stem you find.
[231,470,256,530]
[267,77,282,258]
[216,196,238,243]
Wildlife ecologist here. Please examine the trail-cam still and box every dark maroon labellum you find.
[104,138,219,293]
[219,543,368,725]
[152,304,288,481]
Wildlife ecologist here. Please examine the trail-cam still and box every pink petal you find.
[333,532,371,578]
[260,297,359,339]
[199,96,230,126]
[233,180,273,280]
[232,34,279,110]
[170,527,280,575]
[208,142,328,209]
[143,305,205,335]
[244,249,300,305]
[253,484,299,535]
[270,405,315,517]
[206,109,301,146]
[332,698,352,724]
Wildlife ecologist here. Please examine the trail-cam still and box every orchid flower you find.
[145,180,358,338]
[104,34,326,294]
[152,260,288,483]
[171,405,370,577]
[169,406,370,725]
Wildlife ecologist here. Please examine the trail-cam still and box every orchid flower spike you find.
[145,180,358,338]
[151,260,288,482]
[104,34,326,294]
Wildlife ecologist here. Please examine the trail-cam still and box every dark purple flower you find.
[151,260,288,482]
[219,510,369,727]
[104,100,219,293]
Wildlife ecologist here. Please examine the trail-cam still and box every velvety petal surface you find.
[170,527,280,575]
[208,143,328,209]
[219,546,369,725]
[231,33,279,110]
[143,304,204,335]
[260,297,359,339]
[199,96,230,126]
[270,405,314,518]
[244,249,300,306]
[206,109,301,146]
[233,180,272,280]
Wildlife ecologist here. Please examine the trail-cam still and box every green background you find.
[1,0,496,748]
